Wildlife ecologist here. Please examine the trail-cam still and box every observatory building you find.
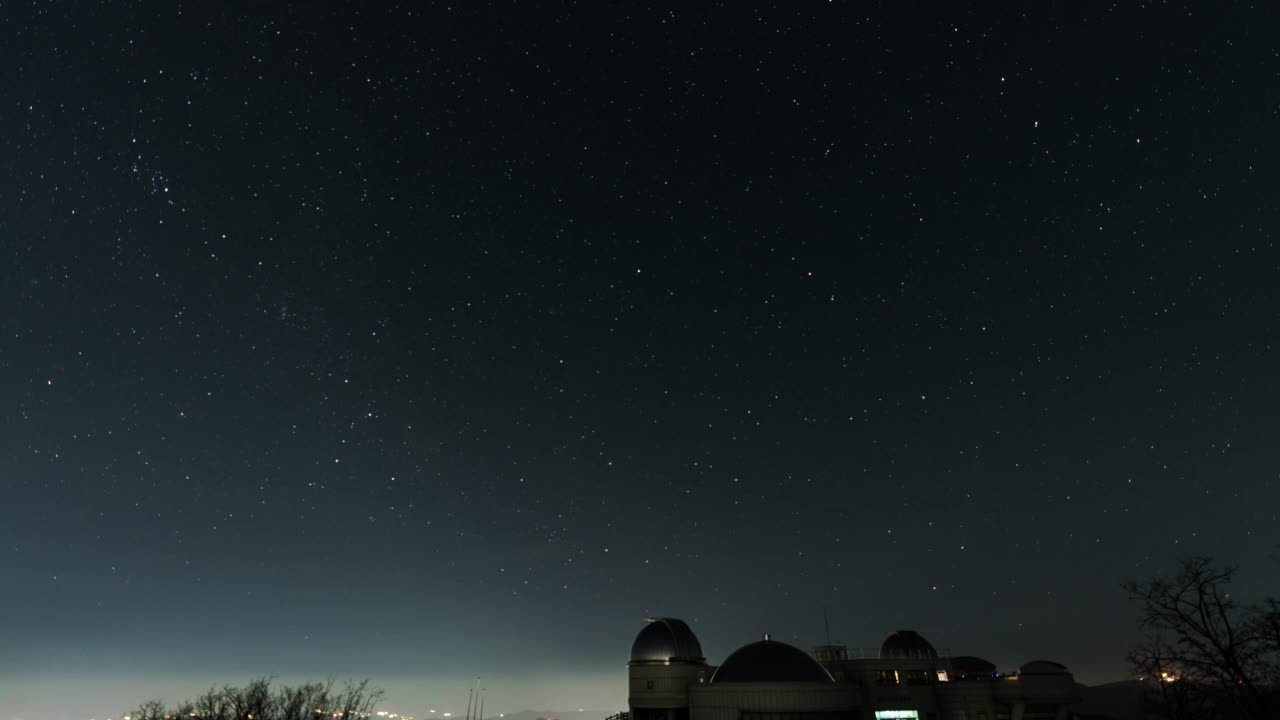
[625,618,1079,720]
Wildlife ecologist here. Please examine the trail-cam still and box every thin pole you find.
[466,688,474,720]
[477,689,485,720]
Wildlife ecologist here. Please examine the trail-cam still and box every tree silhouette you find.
[126,677,384,720]
[1124,557,1278,720]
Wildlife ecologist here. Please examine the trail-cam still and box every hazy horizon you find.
[2,610,1165,720]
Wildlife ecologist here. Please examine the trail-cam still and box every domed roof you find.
[880,630,938,659]
[951,656,997,677]
[630,618,705,664]
[710,637,834,684]
[1019,660,1069,675]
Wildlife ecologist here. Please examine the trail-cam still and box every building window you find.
[747,707,865,712]
[904,670,930,685]
[873,712,919,720]
[645,681,654,691]
[935,670,949,682]
[877,670,900,686]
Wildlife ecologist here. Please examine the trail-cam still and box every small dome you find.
[630,618,705,664]
[880,630,938,660]
[951,656,997,677]
[1020,660,1069,675]
[710,637,834,684]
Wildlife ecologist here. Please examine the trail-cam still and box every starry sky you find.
[4,2,1280,719]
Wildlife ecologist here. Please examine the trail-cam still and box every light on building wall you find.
[935,670,949,682]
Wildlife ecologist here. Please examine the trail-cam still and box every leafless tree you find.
[1125,557,1278,720]
[132,700,169,720]
[127,677,384,720]
[191,687,227,720]
[1127,632,1217,720]
[331,679,382,720]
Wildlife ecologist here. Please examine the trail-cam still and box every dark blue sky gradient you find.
[4,3,1279,719]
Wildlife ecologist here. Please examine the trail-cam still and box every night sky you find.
[4,3,1280,719]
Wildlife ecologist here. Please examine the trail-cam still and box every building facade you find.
[626,618,1079,720]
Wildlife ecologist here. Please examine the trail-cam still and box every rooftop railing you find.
[816,647,953,660]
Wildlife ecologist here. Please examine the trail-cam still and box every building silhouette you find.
[626,618,1079,720]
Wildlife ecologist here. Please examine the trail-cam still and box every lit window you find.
[936,670,949,682]
[877,670,900,686]
[874,712,919,720]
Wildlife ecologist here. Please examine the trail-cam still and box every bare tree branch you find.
[1124,557,1278,720]
[127,678,383,720]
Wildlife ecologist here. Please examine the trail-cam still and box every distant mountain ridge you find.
[1072,680,1147,720]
